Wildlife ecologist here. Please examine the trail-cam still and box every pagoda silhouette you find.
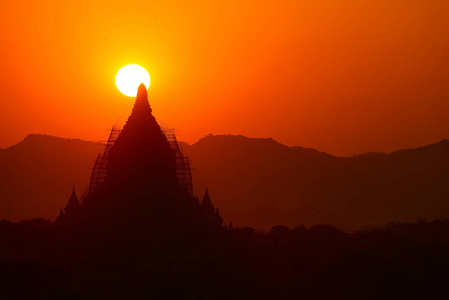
[57,83,222,231]
[51,85,226,299]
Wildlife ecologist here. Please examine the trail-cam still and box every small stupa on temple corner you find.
[58,186,81,219]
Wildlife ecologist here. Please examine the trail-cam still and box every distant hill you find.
[0,134,104,221]
[184,135,449,230]
[2,134,449,230]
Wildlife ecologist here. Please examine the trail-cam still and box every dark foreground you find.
[0,218,448,300]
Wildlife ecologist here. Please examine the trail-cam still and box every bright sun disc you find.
[115,64,151,97]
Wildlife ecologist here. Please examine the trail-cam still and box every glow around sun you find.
[115,64,151,97]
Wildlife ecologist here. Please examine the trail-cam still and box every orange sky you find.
[1,0,448,156]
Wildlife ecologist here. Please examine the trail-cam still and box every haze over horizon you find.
[1,0,449,156]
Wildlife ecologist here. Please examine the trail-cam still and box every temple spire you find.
[68,186,78,204]
[134,83,151,112]
[64,186,80,214]
[105,80,177,187]
[200,188,215,213]
[200,188,223,227]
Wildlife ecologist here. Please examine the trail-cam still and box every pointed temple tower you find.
[57,187,81,220]
[200,188,223,227]
[82,83,187,205]
[77,84,204,227]
[64,186,81,213]
[83,83,193,201]
[106,84,178,187]
[200,188,214,214]
[58,83,221,231]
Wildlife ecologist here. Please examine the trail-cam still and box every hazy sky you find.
[1,0,448,156]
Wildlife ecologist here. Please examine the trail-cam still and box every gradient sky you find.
[1,0,448,156]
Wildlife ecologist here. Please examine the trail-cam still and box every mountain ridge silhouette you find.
[2,133,449,230]
[0,134,104,220]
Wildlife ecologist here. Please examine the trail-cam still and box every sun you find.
[115,64,151,97]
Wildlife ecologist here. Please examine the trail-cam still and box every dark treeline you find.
[0,218,449,299]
